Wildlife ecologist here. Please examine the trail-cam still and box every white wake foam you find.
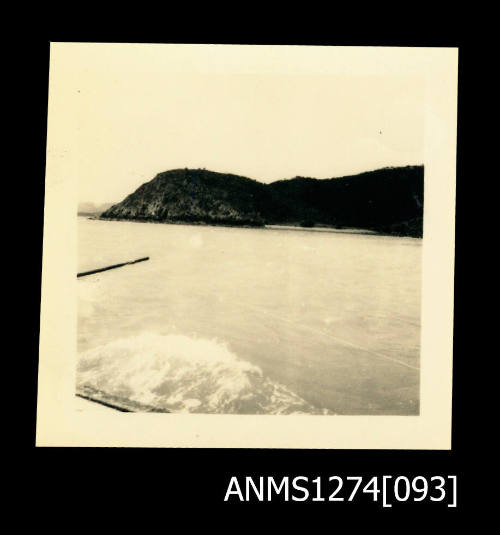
[77,333,325,414]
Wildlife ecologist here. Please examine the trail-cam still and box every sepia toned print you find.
[37,44,457,448]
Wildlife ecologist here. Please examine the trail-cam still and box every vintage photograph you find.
[75,46,423,416]
[37,44,457,448]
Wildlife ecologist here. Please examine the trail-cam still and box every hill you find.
[265,166,424,235]
[101,166,424,237]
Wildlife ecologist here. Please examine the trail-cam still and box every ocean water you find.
[77,217,421,415]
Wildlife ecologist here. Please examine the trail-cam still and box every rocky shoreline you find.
[98,166,424,238]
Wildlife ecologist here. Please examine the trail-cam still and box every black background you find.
[21,28,473,521]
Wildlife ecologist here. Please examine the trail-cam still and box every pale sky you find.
[48,44,425,204]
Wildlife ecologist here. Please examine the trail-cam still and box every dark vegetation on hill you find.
[101,166,424,237]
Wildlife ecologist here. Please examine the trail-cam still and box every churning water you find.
[77,217,421,415]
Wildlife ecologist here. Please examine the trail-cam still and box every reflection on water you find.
[78,217,421,415]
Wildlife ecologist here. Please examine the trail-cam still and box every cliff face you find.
[102,169,268,226]
[101,166,424,237]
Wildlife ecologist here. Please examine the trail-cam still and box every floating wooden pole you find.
[77,256,149,278]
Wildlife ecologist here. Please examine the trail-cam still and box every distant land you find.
[100,166,424,237]
[78,202,114,216]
